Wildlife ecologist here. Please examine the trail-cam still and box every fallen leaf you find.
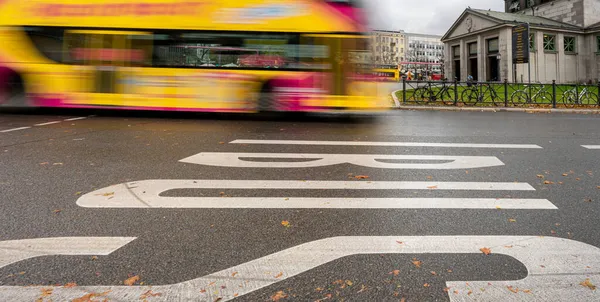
[231,272,238,277]
[412,259,422,268]
[523,289,532,294]
[274,272,283,278]
[91,256,98,260]
[218,142,225,144]
[504,245,513,248]
[40,162,49,165]
[447,269,453,273]
[123,275,140,286]
[200,289,206,293]
[315,287,324,292]
[443,287,450,292]
[508,218,516,223]
[495,206,502,210]
[140,290,162,299]
[281,221,290,228]
[271,290,289,301]
[396,241,403,244]
[389,269,400,276]
[536,174,544,179]
[543,180,554,185]
[96,192,114,197]
[400,297,406,302]
[467,290,473,295]
[426,176,433,180]
[430,271,437,275]
[18,271,25,275]
[356,284,367,293]
[562,173,569,176]
[75,192,82,195]
[427,185,438,189]
[454,290,459,294]
[581,279,596,290]
[53,209,61,214]
[354,175,369,180]
[576,178,581,181]
[40,288,53,297]
[345,280,353,286]
[551,230,557,235]
[64,282,77,288]
[585,198,593,203]
[480,247,492,255]
[423,283,430,287]
[507,286,519,293]
[72,291,111,302]
[53,163,63,166]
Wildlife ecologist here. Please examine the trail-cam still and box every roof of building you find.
[469,9,581,30]
[442,8,583,41]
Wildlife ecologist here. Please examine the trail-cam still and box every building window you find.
[564,36,576,53]
[452,45,460,58]
[528,33,535,52]
[487,38,499,54]
[543,34,556,52]
[468,42,477,55]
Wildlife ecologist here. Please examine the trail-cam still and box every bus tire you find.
[258,83,276,112]
[0,73,29,109]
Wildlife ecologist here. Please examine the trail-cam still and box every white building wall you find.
[583,0,600,27]
[520,0,585,27]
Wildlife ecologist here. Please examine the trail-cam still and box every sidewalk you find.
[391,90,600,114]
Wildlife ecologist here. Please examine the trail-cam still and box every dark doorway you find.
[468,58,478,80]
[487,56,499,81]
[454,60,461,80]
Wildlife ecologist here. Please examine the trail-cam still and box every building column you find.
[502,28,513,82]
[477,35,485,82]
[460,39,467,81]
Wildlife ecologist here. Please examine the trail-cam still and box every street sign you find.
[512,23,530,64]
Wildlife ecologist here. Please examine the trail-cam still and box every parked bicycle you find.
[460,83,501,106]
[562,84,599,107]
[510,83,553,106]
[413,81,455,105]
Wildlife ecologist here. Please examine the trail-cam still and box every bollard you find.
[552,80,556,108]
[504,79,508,107]
[402,78,406,104]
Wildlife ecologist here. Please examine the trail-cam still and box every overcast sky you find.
[363,0,505,35]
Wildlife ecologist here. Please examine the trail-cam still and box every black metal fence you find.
[399,80,600,108]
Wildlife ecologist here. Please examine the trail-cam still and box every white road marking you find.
[231,139,544,149]
[0,127,31,133]
[582,145,600,149]
[1,236,598,301]
[64,117,87,121]
[76,180,537,208]
[180,153,505,169]
[34,121,61,126]
[0,237,136,269]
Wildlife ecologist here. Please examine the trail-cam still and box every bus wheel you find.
[258,84,276,112]
[1,74,28,108]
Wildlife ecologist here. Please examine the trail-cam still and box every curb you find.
[390,90,600,114]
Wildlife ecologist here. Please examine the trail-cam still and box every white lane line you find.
[34,121,61,126]
[0,237,136,269]
[180,153,505,169]
[582,145,600,149]
[78,196,557,209]
[76,180,537,208]
[2,236,599,301]
[0,127,31,133]
[231,139,543,149]
[64,117,87,121]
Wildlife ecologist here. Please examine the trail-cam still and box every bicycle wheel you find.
[510,91,528,106]
[412,88,429,104]
[441,88,456,105]
[460,89,479,106]
[580,93,597,106]
[562,91,577,108]
[534,92,553,105]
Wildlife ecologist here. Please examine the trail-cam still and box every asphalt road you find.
[1,108,599,302]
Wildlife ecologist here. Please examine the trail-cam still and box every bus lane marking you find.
[1,236,598,301]
[230,139,544,149]
[0,127,31,133]
[0,237,136,269]
[180,153,506,169]
[582,145,600,149]
[76,180,552,209]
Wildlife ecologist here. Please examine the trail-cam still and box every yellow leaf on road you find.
[281,221,290,227]
[536,174,544,179]
[123,275,140,286]
[354,175,369,180]
[389,269,400,276]
[508,218,517,222]
[412,259,422,268]
[581,279,596,290]
[480,247,492,255]
[271,291,288,301]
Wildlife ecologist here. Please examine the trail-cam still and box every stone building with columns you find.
[441,1,600,83]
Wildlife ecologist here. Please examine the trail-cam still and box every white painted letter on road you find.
[180,153,505,169]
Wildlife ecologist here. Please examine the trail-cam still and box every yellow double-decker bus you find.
[372,64,400,82]
[0,0,386,113]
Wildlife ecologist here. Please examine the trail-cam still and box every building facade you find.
[405,33,444,74]
[370,30,405,66]
[442,0,600,83]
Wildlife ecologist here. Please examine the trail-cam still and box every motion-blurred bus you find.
[372,64,400,82]
[0,0,387,113]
